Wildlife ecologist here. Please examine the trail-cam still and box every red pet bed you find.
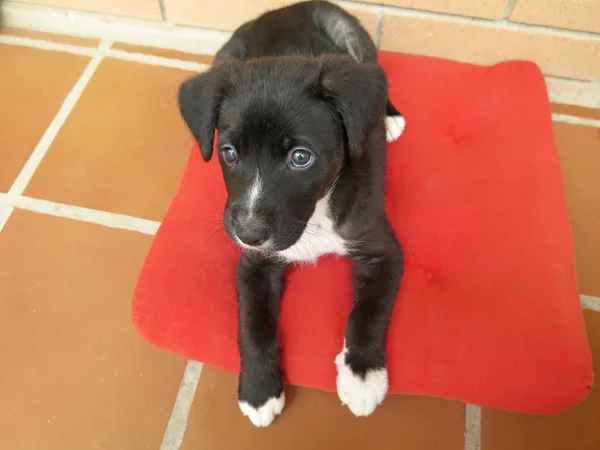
[132,51,593,414]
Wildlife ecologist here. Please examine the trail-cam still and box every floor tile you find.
[511,0,600,34]
[0,26,100,47]
[380,12,600,80]
[111,42,215,65]
[181,365,465,450]
[359,0,507,20]
[0,209,185,450]
[25,58,195,221]
[552,103,600,121]
[553,121,600,297]
[11,0,163,21]
[0,44,90,192]
[482,310,600,450]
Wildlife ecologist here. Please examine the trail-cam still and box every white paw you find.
[335,348,388,417]
[238,393,285,427]
[386,115,406,143]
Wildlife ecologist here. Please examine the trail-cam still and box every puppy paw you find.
[238,392,285,427]
[335,348,388,417]
[385,115,406,143]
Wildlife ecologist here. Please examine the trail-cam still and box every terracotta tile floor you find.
[1,28,599,450]
[23,57,195,220]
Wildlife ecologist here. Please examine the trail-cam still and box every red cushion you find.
[132,51,593,414]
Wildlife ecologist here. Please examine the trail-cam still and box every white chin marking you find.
[238,393,285,427]
[335,348,388,417]
[386,115,406,143]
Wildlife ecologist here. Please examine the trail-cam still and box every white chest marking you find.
[277,194,348,264]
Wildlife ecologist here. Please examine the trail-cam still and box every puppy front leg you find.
[336,237,404,417]
[236,252,287,427]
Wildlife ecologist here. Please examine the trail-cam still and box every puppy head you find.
[178,54,387,251]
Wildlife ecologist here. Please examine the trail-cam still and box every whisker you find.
[208,227,226,241]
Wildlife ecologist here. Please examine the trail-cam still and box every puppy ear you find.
[177,65,232,161]
[318,54,388,158]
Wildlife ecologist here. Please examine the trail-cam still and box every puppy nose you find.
[234,222,270,247]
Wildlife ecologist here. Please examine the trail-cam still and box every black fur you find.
[178,0,404,423]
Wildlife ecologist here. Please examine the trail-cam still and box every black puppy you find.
[178,0,404,427]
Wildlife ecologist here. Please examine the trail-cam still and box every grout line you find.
[0,194,14,232]
[551,113,600,128]
[158,0,169,22]
[374,9,385,49]
[549,74,600,83]
[14,196,161,235]
[545,76,600,109]
[581,295,600,312]
[7,39,111,198]
[160,361,203,450]
[0,207,15,233]
[501,0,519,21]
[334,0,600,40]
[0,34,210,72]
[106,49,210,72]
[0,34,96,56]
[464,404,482,450]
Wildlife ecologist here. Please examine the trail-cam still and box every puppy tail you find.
[310,1,378,64]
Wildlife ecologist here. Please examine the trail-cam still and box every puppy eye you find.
[221,145,238,165]
[289,148,314,169]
